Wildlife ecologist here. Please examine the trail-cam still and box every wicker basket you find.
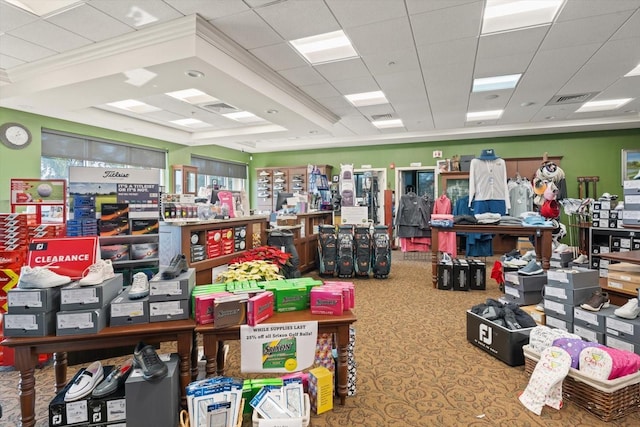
[523,345,640,421]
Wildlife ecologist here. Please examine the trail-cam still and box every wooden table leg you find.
[177,331,193,409]
[538,229,552,271]
[53,352,68,393]
[201,333,218,377]
[14,347,37,427]
[216,339,226,376]
[431,228,439,288]
[335,326,350,405]
[190,331,199,381]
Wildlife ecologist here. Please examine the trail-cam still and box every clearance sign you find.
[27,237,99,280]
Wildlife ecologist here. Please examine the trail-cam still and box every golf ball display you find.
[37,183,53,197]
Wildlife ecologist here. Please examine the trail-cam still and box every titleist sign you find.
[103,170,129,178]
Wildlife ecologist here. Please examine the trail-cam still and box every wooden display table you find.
[430,223,554,288]
[1,320,196,427]
[195,309,356,405]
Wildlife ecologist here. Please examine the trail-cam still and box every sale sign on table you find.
[27,237,99,280]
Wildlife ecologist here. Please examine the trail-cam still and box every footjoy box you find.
[466,310,534,366]
[60,274,123,311]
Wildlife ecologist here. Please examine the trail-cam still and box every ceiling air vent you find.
[371,114,393,121]
[546,92,599,106]
[198,102,240,114]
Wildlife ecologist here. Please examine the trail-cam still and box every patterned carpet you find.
[1,251,640,426]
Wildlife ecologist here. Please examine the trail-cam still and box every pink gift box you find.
[310,287,344,316]
[247,291,274,326]
[195,292,232,324]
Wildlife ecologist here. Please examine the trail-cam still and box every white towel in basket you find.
[519,346,571,415]
[528,325,580,354]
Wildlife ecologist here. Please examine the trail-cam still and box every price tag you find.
[150,301,183,316]
[66,400,88,424]
[57,312,93,329]
[149,281,181,296]
[107,399,127,421]
[62,288,98,304]
[547,270,568,283]
[544,287,566,300]
[111,302,144,317]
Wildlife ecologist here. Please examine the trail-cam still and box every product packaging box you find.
[437,262,453,290]
[501,287,543,306]
[606,262,640,294]
[49,367,93,426]
[149,299,189,322]
[503,271,546,292]
[131,219,159,235]
[73,195,96,207]
[452,259,469,291]
[545,315,573,332]
[101,204,129,221]
[7,286,61,313]
[310,287,344,315]
[466,310,534,366]
[60,274,123,311]
[56,307,107,336]
[549,251,572,268]
[543,284,601,305]
[546,268,599,288]
[100,244,130,261]
[308,366,334,414]
[87,377,127,425]
[606,334,640,354]
[573,324,606,344]
[110,286,149,326]
[543,298,575,323]
[573,305,618,333]
[274,285,308,312]
[520,305,545,326]
[148,268,195,302]
[99,220,129,237]
[213,295,248,329]
[247,291,274,326]
[468,259,486,290]
[125,353,179,427]
[194,292,233,325]
[3,311,56,337]
[606,314,640,344]
[129,243,159,260]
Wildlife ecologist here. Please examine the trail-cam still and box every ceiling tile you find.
[278,66,326,87]
[9,21,92,54]
[346,16,414,56]
[410,1,483,46]
[474,53,533,78]
[406,0,481,15]
[318,96,357,116]
[47,4,134,42]
[211,10,283,49]
[331,75,380,95]
[253,0,339,40]
[0,2,39,33]
[541,11,634,50]
[0,34,57,62]
[89,0,183,28]
[249,43,308,71]
[612,9,640,40]
[314,58,370,82]
[599,75,640,99]
[326,0,407,28]
[557,0,640,22]
[478,26,548,59]
[163,0,249,20]
[0,54,26,69]
[299,82,342,99]
[377,70,428,103]
[417,38,477,67]
[361,48,421,76]
[468,90,511,111]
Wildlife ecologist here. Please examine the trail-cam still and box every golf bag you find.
[340,164,355,207]
[337,225,355,278]
[354,225,372,277]
[267,229,300,278]
[372,225,391,278]
[318,225,337,276]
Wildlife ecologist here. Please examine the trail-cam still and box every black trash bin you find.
[267,229,301,278]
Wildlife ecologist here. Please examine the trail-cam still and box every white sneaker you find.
[274,170,285,176]
[274,178,285,183]
[521,250,537,262]
[129,272,149,299]
[259,171,270,176]
[614,298,640,320]
[554,243,569,253]
[17,266,72,289]
[574,254,589,264]
[79,259,115,286]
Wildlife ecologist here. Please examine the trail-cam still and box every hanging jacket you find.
[396,193,432,238]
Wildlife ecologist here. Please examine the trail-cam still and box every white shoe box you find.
[125,353,179,427]
[149,299,189,322]
[109,286,149,327]
[573,324,606,344]
[546,268,599,289]
[605,315,640,344]
[503,271,546,292]
[2,311,56,337]
[56,307,107,336]
[148,268,195,302]
[60,274,123,311]
[545,314,573,333]
[606,334,640,355]
[543,285,601,305]
[573,305,618,333]
[501,288,543,306]
[7,286,61,313]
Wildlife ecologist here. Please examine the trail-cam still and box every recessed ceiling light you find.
[625,63,640,77]
[521,101,536,107]
[309,130,319,134]
[266,109,278,114]
[466,110,503,121]
[222,111,267,123]
[166,89,218,104]
[485,94,500,100]
[482,0,564,34]
[576,98,634,113]
[5,0,83,16]
[170,118,211,128]
[372,119,404,129]
[106,99,161,113]
[123,68,157,87]
[185,70,204,78]
[289,30,358,64]
[473,74,522,92]
[344,91,389,107]
[545,116,555,120]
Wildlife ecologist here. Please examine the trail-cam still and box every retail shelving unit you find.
[255,165,332,212]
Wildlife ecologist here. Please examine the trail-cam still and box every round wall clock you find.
[0,123,32,149]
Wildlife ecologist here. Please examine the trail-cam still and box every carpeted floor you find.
[1,251,640,426]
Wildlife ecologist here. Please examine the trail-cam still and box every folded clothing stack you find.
[470,298,537,330]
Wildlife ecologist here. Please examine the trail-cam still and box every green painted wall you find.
[2,106,639,212]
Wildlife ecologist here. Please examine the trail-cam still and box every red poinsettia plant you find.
[230,245,292,269]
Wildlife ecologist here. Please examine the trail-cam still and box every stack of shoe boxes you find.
[622,180,640,227]
[573,305,618,344]
[147,268,195,322]
[501,271,546,306]
[543,268,601,333]
[110,285,149,326]
[56,274,123,336]
[550,251,572,269]
[591,198,621,229]
[4,285,60,337]
[605,314,640,354]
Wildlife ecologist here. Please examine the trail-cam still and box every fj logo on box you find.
[479,323,492,345]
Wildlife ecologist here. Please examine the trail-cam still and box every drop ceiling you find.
[0,0,639,153]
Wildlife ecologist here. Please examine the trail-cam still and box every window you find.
[191,155,247,197]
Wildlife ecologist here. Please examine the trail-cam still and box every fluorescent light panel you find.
[482,0,564,34]
[345,91,389,107]
[473,74,522,92]
[170,118,211,128]
[576,98,633,113]
[222,111,267,123]
[372,119,403,129]
[106,99,161,113]
[5,0,82,16]
[466,110,503,121]
[290,30,358,64]
[165,89,219,104]
[625,63,640,77]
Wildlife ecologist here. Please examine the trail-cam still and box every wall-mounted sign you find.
[11,179,66,205]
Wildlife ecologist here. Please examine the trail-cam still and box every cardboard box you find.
[606,263,640,294]
[49,368,92,426]
[131,219,159,235]
[546,268,599,289]
[606,315,640,344]
[466,310,534,366]
[606,334,640,354]
[550,252,572,268]
[247,291,274,326]
[545,315,573,332]
[86,380,126,425]
[274,286,308,312]
[573,305,618,333]
[573,324,606,344]
[149,299,189,322]
[129,243,159,260]
[7,286,61,313]
[3,311,56,337]
[100,244,130,262]
[543,285,601,305]
[543,298,574,323]
[308,366,333,414]
[520,305,545,326]
[148,268,195,302]
[503,271,546,292]
[56,307,107,336]
[109,286,149,326]
[101,204,129,221]
[99,220,129,237]
[502,286,543,306]
[60,274,123,311]
[125,353,179,427]
[213,295,247,329]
